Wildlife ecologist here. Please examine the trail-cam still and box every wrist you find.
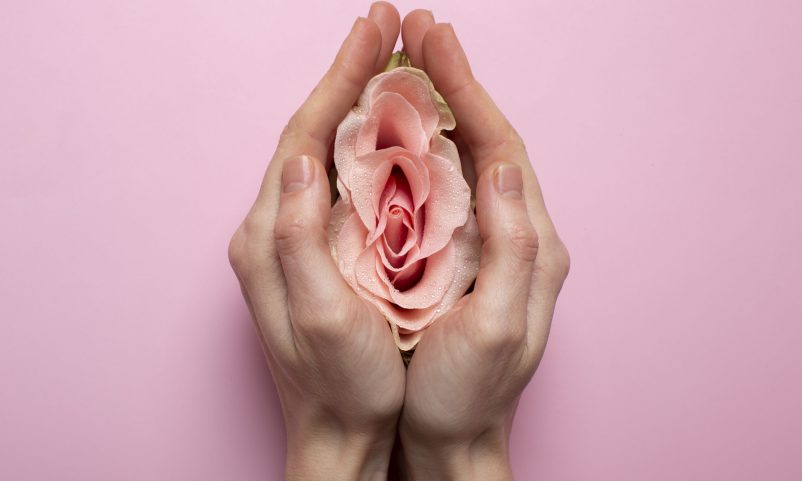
[284,407,397,481]
[398,424,513,481]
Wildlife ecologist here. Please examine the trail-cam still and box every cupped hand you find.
[227,3,405,480]
[397,11,571,480]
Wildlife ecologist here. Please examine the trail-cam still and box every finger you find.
[401,9,435,69]
[469,162,539,341]
[240,17,384,281]
[273,155,356,326]
[452,128,478,192]
[422,23,524,177]
[276,17,383,163]
[421,22,568,300]
[368,1,401,73]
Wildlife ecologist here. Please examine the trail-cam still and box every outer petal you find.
[334,109,365,192]
[328,198,352,262]
[430,133,461,169]
[354,244,391,299]
[356,92,428,157]
[369,69,440,137]
[371,67,455,133]
[414,150,472,259]
[389,210,481,347]
[333,67,456,193]
[333,210,370,289]
[392,326,424,352]
[333,203,480,350]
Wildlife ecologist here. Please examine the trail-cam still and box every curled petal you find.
[354,245,390,300]
[370,67,455,133]
[333,68,456,194]
[378,240,455,311]
[391,325,424,352]
[384,206,408,253]
[415,150,471,259]
[333,109,363,193]
[350,147,429,235]
[334,210,370,288]
[357,92,428,157]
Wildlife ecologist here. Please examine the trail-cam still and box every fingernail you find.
[494,163,523,200]
[282,155,313,193]
[368,2,380,19]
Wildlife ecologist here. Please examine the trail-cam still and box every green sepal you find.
[384,51,412,71]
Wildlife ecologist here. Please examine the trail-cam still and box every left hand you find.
[228,3,405,480]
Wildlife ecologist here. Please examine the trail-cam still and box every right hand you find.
[397,11,571,480]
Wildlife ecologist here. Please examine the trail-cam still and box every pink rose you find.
[328,66,481,351]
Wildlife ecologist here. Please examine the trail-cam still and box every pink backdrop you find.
[2,0,801,479]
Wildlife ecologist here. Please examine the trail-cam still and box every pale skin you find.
[228,3,570,480]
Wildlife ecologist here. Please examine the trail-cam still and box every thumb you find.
[274,155,350,311]
[470,162,539,337]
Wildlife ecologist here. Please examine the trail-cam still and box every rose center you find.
[385,206,407,253]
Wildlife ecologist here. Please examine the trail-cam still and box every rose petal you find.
[430,133,460,169]
[370,68,456,133]
[385,172,414,214]
[356,92,427,157]
[328,198,352,261]
[388,211,481,334]
[334,211,370,288]
[378,240,456,310]
[414,150,472,259]
[354,243,390,299]
[381,243,407,269]
[378,238,417,272]
[333,109,364,192]
[350,147,429,235]
[391,326,424,352]
[332,208,480,345]
[390,258,426,291]
[384,206,407,253]
[333,68,456,194]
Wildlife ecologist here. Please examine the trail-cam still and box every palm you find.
[401,300,512,437]
[345,297,407,405]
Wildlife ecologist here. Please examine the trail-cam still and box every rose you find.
[328,64,481,351]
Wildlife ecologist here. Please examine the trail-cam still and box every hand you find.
[396,11,571,480]
[228,4,405,480]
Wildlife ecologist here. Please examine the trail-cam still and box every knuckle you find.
[278,114,329,154]
[228,215,274,277]
[273,214,310,257]
[478,318,526,352]
[490,129,527,159]
[330,61,365,94]
[506,221,539,263]
[292,300,353,342]
[470,304,526,351]
[227,226,248,272]
[535,238,571,294]
[279,115,301,143]
[553,240,571,279]
[545,238,571,281]
[508,129,526,150]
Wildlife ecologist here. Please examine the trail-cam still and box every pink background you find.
[2,0,801,479]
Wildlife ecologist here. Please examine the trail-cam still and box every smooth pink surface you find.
[1,1,800,479]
